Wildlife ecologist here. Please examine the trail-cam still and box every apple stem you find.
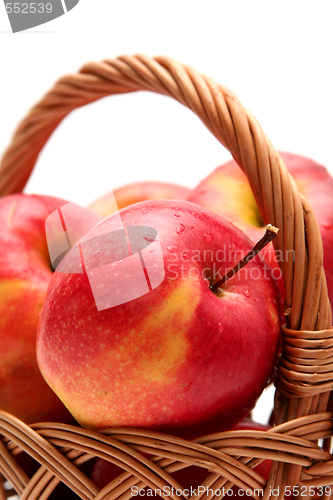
[210,224,279,292]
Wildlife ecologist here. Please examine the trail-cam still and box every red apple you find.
[90,421,272,497]
[37,199,281,437]
[187,152,333,306]
[89,181,190,218]
[0,194,101,424]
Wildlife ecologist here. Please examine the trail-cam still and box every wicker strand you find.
[1,411,333,500]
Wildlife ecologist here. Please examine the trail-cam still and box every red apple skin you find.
[0,194,100,424]
[90,421,272,496]
[187,152,333,306]
[37,200,281,437]
[89,181,190,218]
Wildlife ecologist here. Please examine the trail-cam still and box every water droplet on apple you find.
[203,232,214,244]
[244,290,250,297]
[174,213,180,218]
[190,212,201,219]
[150,248,155,253]
[176,223,186,235]
[144,236,155,242]
[217,323,223,333]
[182,251,191,260]
[143,210,147,214]
[255,298,259,302]
[167,246,177,254]
[322,221,332,230]
[206,321,212,329]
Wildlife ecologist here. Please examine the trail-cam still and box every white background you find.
[0,1,332,426]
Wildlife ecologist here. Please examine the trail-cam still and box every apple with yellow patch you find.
[187,159,281,284]
[37,200,281,437]
[0,194,101,423]
[188,152,333,305]
[89,181,190,218]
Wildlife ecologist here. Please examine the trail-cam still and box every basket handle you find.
[0,55,331,400]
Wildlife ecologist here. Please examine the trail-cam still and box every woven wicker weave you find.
[0,55,332,500]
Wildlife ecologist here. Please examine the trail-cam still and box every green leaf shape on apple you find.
[37,200,282,438]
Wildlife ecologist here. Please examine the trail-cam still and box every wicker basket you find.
[0,55,332,500]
